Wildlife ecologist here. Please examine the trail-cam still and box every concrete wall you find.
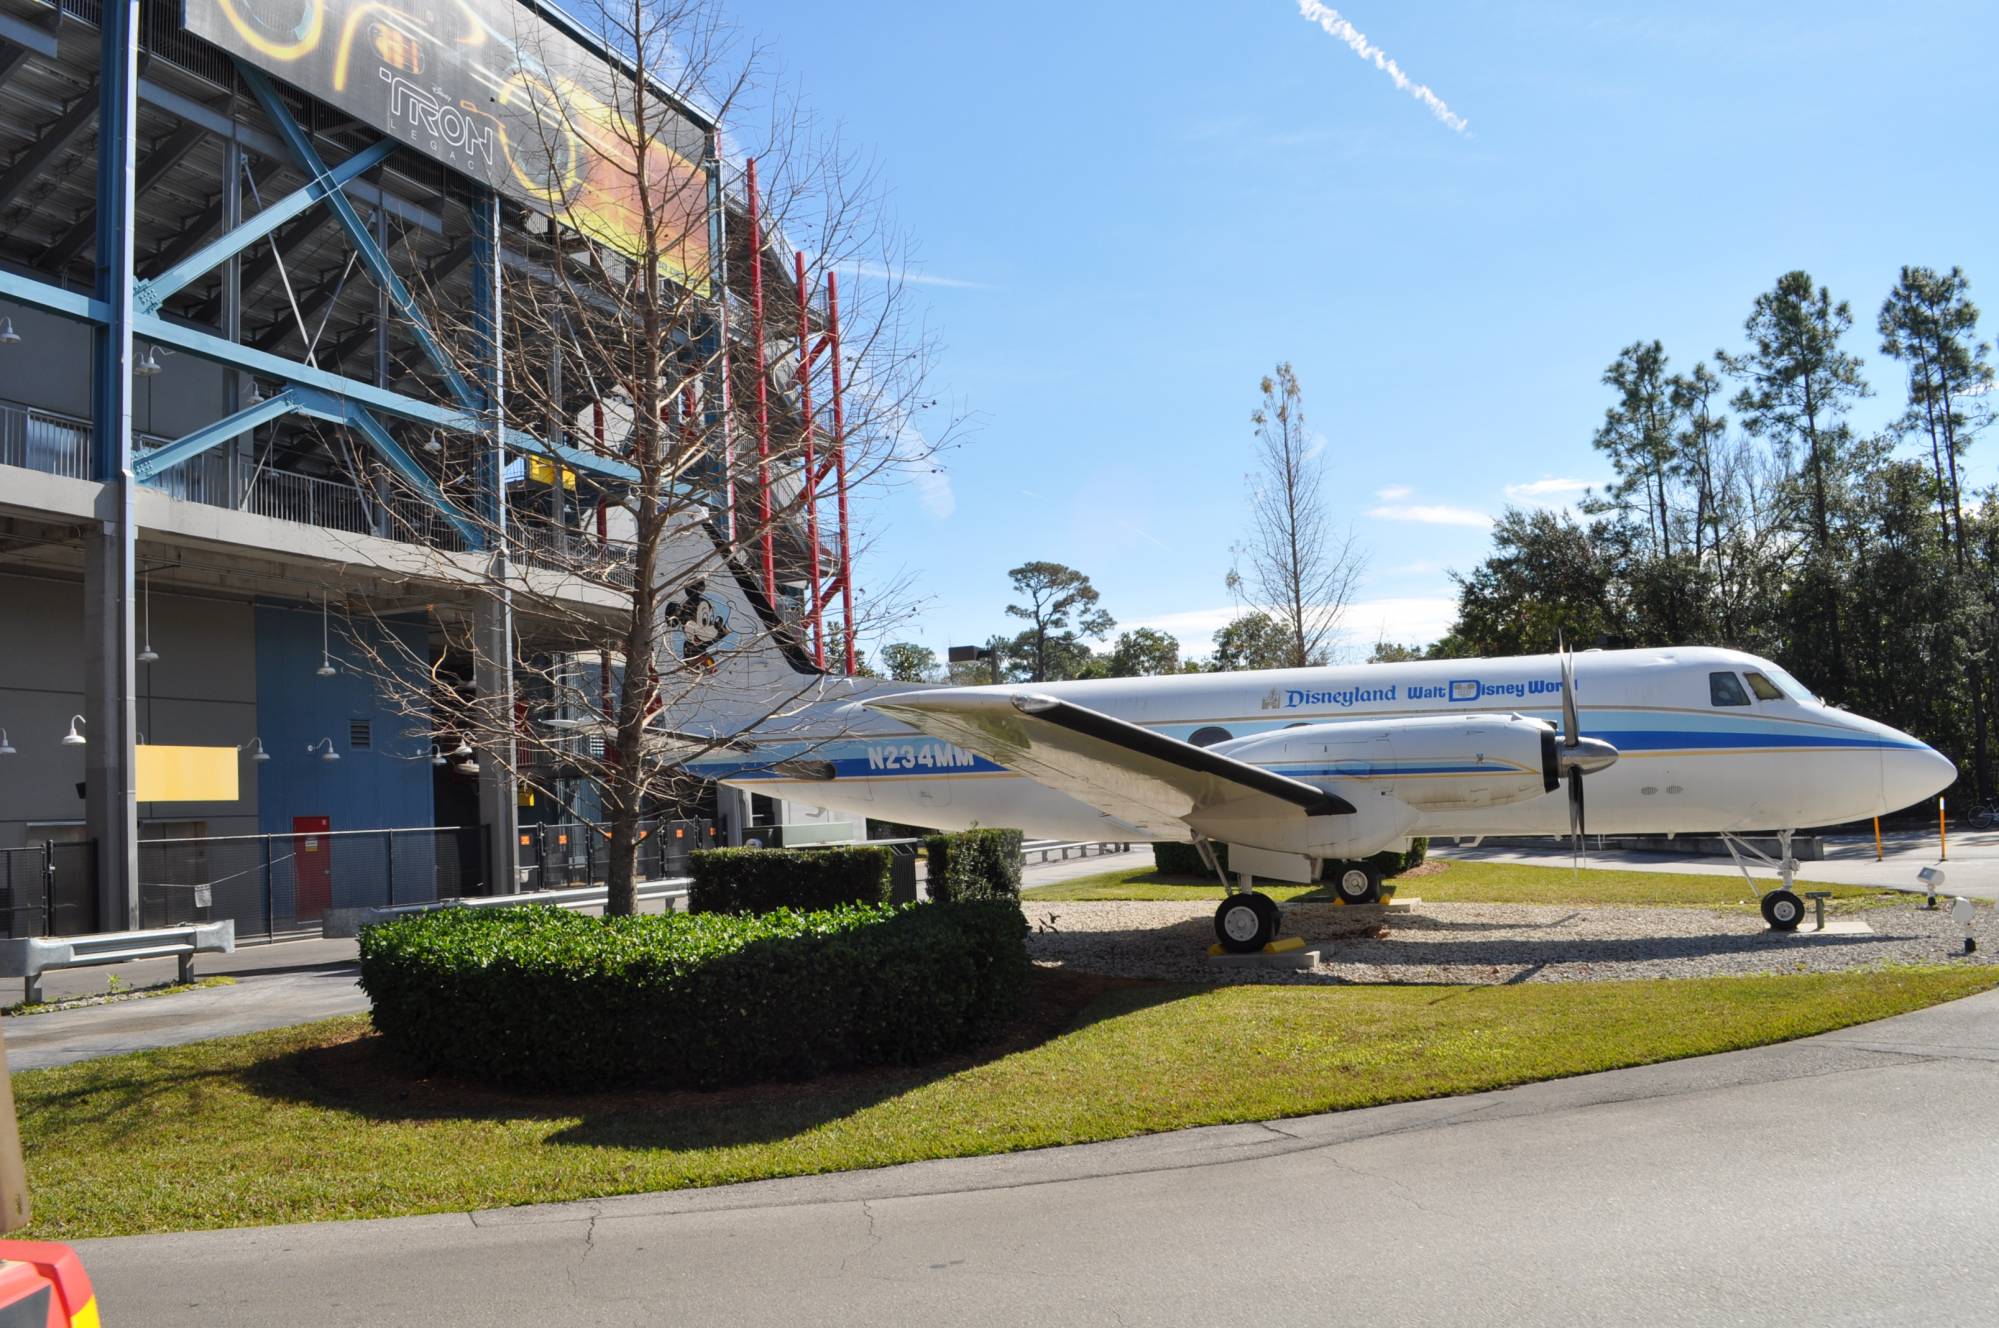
[0,574,443,848]
[0,573,261,848]
[251,604,435,836]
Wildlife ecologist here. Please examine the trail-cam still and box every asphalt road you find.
[74,986,1999,1326]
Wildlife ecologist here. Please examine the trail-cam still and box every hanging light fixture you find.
[135,346,162,377]
[0,318,19,346]
[316,592,337,677]
[450,737,473,758]
[61,715,85,746]
[428,744,447,767]
[137,568,159,664]
[308,737,340,762]
[244,380,265,406]
[454,755,481,775]
[424,430,443,453]
[240,737,271,763]
[0,729,15,756]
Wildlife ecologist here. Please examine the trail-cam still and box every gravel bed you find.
[1021,899,1998,986]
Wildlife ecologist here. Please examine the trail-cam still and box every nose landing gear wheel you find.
[1332,861,1383,905]
[1761,889,1804,932]
[1215,892,1280,953]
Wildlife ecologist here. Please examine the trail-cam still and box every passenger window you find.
[1709,672,1751,707]
[1743,672,1784,702]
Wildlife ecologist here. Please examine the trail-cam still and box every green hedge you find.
[1151,837,1428,879]
[687,845,891,914]
[358,901,1028,1091]
[924,829,1024,902]
[1151,841,1225,876]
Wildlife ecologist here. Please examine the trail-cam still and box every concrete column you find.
[85,0,140,932]
[82,524,136,931]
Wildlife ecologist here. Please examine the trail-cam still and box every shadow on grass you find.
[240,967,1193,1152]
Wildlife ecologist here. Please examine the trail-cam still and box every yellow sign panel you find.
[525,456,577,491]
[135,745,241,803]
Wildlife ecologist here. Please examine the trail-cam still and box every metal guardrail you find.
[0,919,235,1004]
[353,877,692,931]
[1022,840,1132,865]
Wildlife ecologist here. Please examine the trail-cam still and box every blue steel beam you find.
[0,264,640,484]
[131,388,319,481]
[342,405,485,549]
[238,64,481,411]
[133,139,398,313]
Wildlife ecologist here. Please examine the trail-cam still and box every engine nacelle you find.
[1212,713,1558,815]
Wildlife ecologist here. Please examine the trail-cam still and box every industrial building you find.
[0,0,859,938]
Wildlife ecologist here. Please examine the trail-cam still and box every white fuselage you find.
[687,647,1955,852]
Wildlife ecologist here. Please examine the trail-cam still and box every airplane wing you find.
[864,690,1355,835]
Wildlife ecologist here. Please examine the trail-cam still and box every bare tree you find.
[1232,363,1364,668]
[333,0,949,914]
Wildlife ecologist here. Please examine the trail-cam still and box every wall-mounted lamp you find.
[0,318,19,346]
[429,744,447,767]
[244,380,265,406]
[308,737,340,763]
[135,346,162,377]
[137,569,159,664]
[450,738,473,759]
[61,715,85,747]
[454,757,481,775]
[316,592,337,677]
[0,729,15,756]
[424,431,443,454]
[240,737,272,763]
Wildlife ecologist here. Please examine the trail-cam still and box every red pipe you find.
[746,158,775,607]
[796,251,825,669]
[826,269,856,676]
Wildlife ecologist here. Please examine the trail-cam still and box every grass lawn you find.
[1026,858,1905,913]
[18,964,1997,1239]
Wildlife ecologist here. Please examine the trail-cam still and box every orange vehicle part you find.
[0,1242,99,1327]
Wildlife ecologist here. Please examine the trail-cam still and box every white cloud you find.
[1296,2,1470,134]
[1374,483,1413,501]
[842,260,991,291]
[1504,476,1597,501]
[1365,503,1491,527]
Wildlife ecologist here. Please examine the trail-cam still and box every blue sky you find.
[725,1,1999,665]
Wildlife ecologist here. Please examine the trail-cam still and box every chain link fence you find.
[135,826,484,940]
[4,821,708,942]
[0,842,99,938]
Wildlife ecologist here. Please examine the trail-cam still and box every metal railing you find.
[518,818,712,891]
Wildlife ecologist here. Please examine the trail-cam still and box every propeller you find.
[1554,637,1619,867]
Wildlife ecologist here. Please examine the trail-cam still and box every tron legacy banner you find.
[186,0,711,289]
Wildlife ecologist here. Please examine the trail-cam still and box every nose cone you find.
[1882,741,1956,814]
[1560,736,1619,777]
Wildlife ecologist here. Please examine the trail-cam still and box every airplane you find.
[661,536,1957,952]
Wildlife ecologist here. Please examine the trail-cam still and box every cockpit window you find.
[1709,671,1751,707]
[1757,663,1817,703]
[1743,671,1785,702]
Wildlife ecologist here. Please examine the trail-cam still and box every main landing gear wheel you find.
[1331,861,1383,906]
[1762,889,1805,932]
[1215,892,1280,953]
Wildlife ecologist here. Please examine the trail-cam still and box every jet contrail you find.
[1296,2,1468,133]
